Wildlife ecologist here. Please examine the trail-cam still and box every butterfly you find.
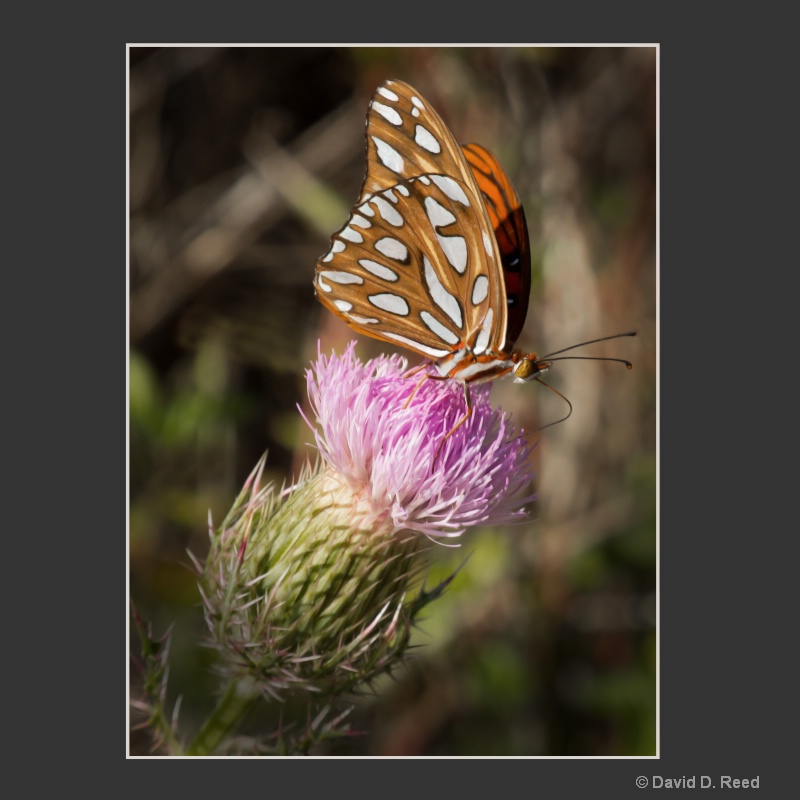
[313,79,632,440]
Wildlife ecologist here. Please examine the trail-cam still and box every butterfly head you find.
[512,354,551,384]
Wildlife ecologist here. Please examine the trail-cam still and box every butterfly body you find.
[314,80,547,396]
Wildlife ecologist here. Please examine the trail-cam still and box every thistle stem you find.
[184,678,260,756]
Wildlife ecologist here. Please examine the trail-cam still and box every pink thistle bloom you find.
[304,342,536,540]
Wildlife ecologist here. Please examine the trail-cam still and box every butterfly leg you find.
[402,361,429,380]
[403,377,426,409]
[432,383,473,467]
[402,364,434,409]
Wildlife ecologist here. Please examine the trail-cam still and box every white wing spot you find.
[415,125,441,154]
[420,311,459,345]
[316,276,332,292]
[411,107,420,118]
[411,96,424,110]
[471,275,489,304]
[375,237,408,261]
[418,175,431,185]
[425,196,456,227]
[321,270,364,285]
[438,235,468,274]
[335,300,353,312]
[384,189,398,203]
[396,185,410,197]
[323,239,347,262]
[372,136,404,174]
[358,203,375,217]
[423,255,463,329]
[350,315,379,324]
[474,308,494,354]
[383,331,449,359]
[350,214,372,229]
[373,196,404,227]
[482,230,493,255]
[340,226,363,243]
[431,175,469,205]
[368,293,409,316]
[424,197,467,273]
[359,259,399,282]
[372,101,402,126]
[378,86,399,102]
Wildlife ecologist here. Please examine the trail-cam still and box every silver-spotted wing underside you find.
[314,79,511,361]
[315,174,505,361]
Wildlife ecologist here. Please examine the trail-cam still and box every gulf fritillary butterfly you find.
[314,79,633,439]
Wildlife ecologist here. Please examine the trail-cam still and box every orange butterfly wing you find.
[461,143,531,348]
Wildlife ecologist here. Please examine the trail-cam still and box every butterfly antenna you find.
[542,330,636,360]
[506,334,636,446]
[547,355,634,369]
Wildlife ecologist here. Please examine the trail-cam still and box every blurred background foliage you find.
[129,46,656,756]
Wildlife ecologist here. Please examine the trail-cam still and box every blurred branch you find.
[130,96,362,345]
[242,129,351,238]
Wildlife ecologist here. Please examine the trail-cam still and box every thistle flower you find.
[190,342,534,755]
[304,341,535,539]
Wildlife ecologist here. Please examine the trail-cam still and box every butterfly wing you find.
[315,175,505,361]
[314,80,510,360]
[461,143,531,348]
[359,80,484,201]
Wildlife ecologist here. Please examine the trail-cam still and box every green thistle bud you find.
[200,457,424,698]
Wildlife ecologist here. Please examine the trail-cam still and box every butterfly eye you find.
[513,357,549,383]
